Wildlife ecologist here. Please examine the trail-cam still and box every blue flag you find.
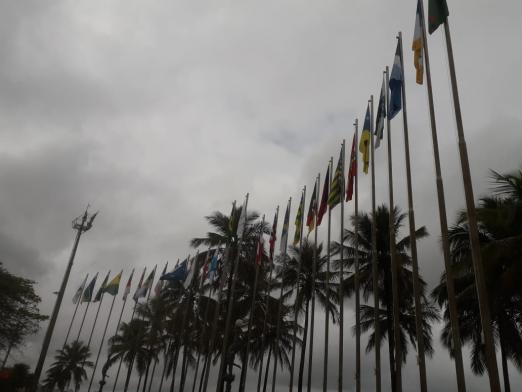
[208,251,220,282]
[82,273,98,303]
[160,259,187,283]
[389,41,403,119]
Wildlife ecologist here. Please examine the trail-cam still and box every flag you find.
[72,275,88,304]
[359,105,371,174]
[389,41,403,119]
[122,269,134,301]
[82,273,98,303]
[135,267,156,299]
[202,255,210,280]
[375,78,386,148]
[104,271,122,296]
[208,251,220,282]
[428,0,448,34]
[236,198,248,239]
[317,165,329,226]
[94,271,110,302]
[293,191,305,246]
[269,209,279,260]
[132,267,147,302]
[328,150,344,209]
[184,257,196,289]
[306,181,318,233]
[346,133,357,201]
[413,0,425,84]
[161,259,188,283]
[255,236,264,265]
[154,262,168,296]
[280,200,291,254]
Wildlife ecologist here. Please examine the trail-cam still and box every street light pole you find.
[33,208,98,391]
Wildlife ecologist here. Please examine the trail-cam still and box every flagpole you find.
[257,205,280,392]
[111,266,145,392]
[239,215,265,392]
[338,140,345,392]
[384,65,402,392]
[306,174,320,392]
[216,194,250,392]
[64,275,88,347]
[86,272,110,350]
[289,186,306,392]
[88,276,120,392]
[323,158,332,392]
[201,202,236,392]
[417,4,465,390]
[76,297,92,343]
[442,18,501,392]
[353,120,361,392]
[370,95,381,392]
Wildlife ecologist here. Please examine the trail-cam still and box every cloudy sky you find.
[1,0,521,391]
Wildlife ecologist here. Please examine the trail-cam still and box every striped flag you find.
[317,165,329,226]
[328,149,344,209]
[94,271,110,302]
[269,209,279,260]
[359,105,371,174]
[413,0,424,84]
[82,273,98,303]
[293,191,305,246]
[375,78,386,148]
[389,41,403,119]
[306,181,318,234]
[280,200,291,254]
[122,269,134,301]
[72,274,88,304]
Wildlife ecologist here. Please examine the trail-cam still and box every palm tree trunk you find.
[499,321,511,392]
[124,356,136,392]
[384,269,396,392]
[297,299,310,392]
[262,347,272,392]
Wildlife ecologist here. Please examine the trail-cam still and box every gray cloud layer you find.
[1,0,521,391]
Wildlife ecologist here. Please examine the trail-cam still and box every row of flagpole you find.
[40,2,501,392]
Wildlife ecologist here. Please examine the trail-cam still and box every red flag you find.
[346,134,357,201]
[317,165,330,226]
[255,236,264,265]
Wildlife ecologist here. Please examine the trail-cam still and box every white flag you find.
[72,274,88,304]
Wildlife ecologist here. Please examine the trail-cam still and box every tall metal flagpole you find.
[338,140,345,392]
[288,186,306,392]
[216,194,249,392]
[353,120,361,392]
[369,95,381,392]
[442,16,501,392]
[201,202,235,392]
[64,274,88,347]
[270,258,286,392]
[239,215,265,392]
[306,174,319,392]
[384,66,402,392]
[323,158,332,392]
[417,3,465,390]
[75,297,92,343]
[33,209,96,390]
[88,274,120,392]
[257,206,280,392]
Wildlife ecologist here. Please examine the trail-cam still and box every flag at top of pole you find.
[208,251,220,282]
[293,191,305,246]
[428,0,449,34]
[94,271,111,302]
[389,40,403,119]
[269,208,279,260]
[346,133,357,201]
[328,150,344,209]
[413,0,425,84]
[104,271,122,296]
[72,275,88,304]
[375,77,386,148]
[306,180,318,234]
[236,196,248,240]
[132,267,146,302]
[280,199,291,254]
[82,273,98,303]
[154,262,168,296]
[161,259,188,283]
[317,164,329,226]
[122,269,134,301]
[359,105,371,174]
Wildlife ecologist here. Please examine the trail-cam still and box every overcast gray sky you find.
[1,0,521,391]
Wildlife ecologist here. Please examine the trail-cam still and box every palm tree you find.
[278,239,340,392]
[106,319,150,392]
[432,168,522,392]
[43,341,93,392]
[334,205,437,392]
